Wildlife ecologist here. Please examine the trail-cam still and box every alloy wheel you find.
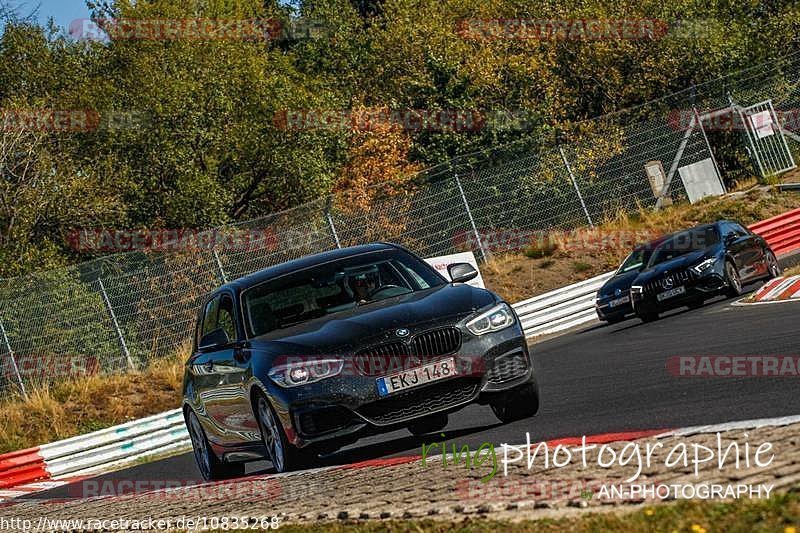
[188,412,211,480]
[726,262,741,293]
[257,396,285,472]
[767,252,781,277]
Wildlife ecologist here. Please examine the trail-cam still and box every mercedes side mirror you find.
[447,262,478,284]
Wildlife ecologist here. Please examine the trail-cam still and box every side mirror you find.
[447,262,479,284]
[199,328,230,351]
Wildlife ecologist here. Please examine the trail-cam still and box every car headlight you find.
[692,257,717,274]
[465,303,515,335]
[268,358,344,388]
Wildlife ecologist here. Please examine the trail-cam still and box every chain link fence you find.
[2,51,800,399]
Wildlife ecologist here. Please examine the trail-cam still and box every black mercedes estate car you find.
[183,243,538,479]
[629,220,781,322]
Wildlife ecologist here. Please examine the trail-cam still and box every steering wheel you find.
[367,284,403,298]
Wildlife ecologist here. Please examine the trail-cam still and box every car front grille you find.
[356,378,479,425]
[644,269,694,294]
[353,327,462,375]
[411,327,462,358]
[487,351,528,383]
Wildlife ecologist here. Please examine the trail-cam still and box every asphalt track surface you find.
[30,280,800,499]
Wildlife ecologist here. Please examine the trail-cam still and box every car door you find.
[206,293,256,440]
[188,296,225,443]
[729,222,764,280]
[721,222,749,276]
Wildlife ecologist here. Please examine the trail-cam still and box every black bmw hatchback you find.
[629,220,781,322]
[183,243,538,479]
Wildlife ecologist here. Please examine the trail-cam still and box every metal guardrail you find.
[512,271,615,337]
[749,207,800,257]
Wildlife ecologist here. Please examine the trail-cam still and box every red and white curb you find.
[737,275,800,304]
[4,414,800,506]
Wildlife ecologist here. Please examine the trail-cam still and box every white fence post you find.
[559,146,594,227]
[0,318,27,399]
[212,248,228,283]
[455,173,488,262]
[98,279,135,370]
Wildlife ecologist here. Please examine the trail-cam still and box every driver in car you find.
[349,271,379,303]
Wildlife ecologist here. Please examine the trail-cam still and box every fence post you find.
[212,248,228,283]
[325,207,342,249]
[693,105,725,192]
[454,173,488,262]
[559,146,594,227]
[0,318,27,399]
[98,278,135,370]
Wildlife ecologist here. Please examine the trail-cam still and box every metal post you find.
[98,278,135,370]
[693,106,725,193]
[559,146,594,227]
[325,209,342,249]
[212,248,228,283]
[0,318,26,399]
[455,173,488,262]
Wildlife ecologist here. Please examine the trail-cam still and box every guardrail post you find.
[212,248,228,283]
[0,318,27,399]
[98,278,135,370]
[325,207,342,249]
[559,146,594,227]
[455,173,488,262]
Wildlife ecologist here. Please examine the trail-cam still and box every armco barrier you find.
[2,207,800,492]
[512,271,615,337]
[0,409,189,489]
[749,207,800,257]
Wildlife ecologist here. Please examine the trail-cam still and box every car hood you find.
[598,269,640,298]
[634,250,708,282]
[249,283,497,355]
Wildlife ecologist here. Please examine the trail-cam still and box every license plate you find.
[377,357,457,396]
[657,286,685,301]
[609,295,630,307]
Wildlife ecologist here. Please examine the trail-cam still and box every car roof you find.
[634,221,723,251]
[218,242,400,294]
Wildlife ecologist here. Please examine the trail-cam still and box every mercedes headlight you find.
[465,303,515,335]
[692,257,717,274]
[268,358,344,387]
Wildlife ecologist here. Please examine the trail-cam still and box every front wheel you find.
[724,261,743,297]
[766,250,781,279]
[187,410,245,481]
[490,381,539,423]
[255,392,317,473]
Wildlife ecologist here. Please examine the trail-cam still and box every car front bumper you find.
[631,269,727,315]
[270,322,533,448]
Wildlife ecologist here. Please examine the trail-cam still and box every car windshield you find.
[647,226,720,267]
[617,248,650,274]
[242,249,445,337]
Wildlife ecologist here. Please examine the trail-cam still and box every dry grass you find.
[0,345,188,454]
[482,188,800,302]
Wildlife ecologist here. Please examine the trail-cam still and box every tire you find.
[490,380,539,424]
[765,250,781,279]
[186,410,245,481]
[724,260,743,297]
[254,391,317,473]
[639,312,659,323]
[408,413,449,436]
[687,298,704,310]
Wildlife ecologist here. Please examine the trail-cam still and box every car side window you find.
[200,296,220,343]
[217,295,237,342]
[730,223,749,237]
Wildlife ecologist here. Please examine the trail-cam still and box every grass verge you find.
[277,492,800,532]
[0,352,184,454]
